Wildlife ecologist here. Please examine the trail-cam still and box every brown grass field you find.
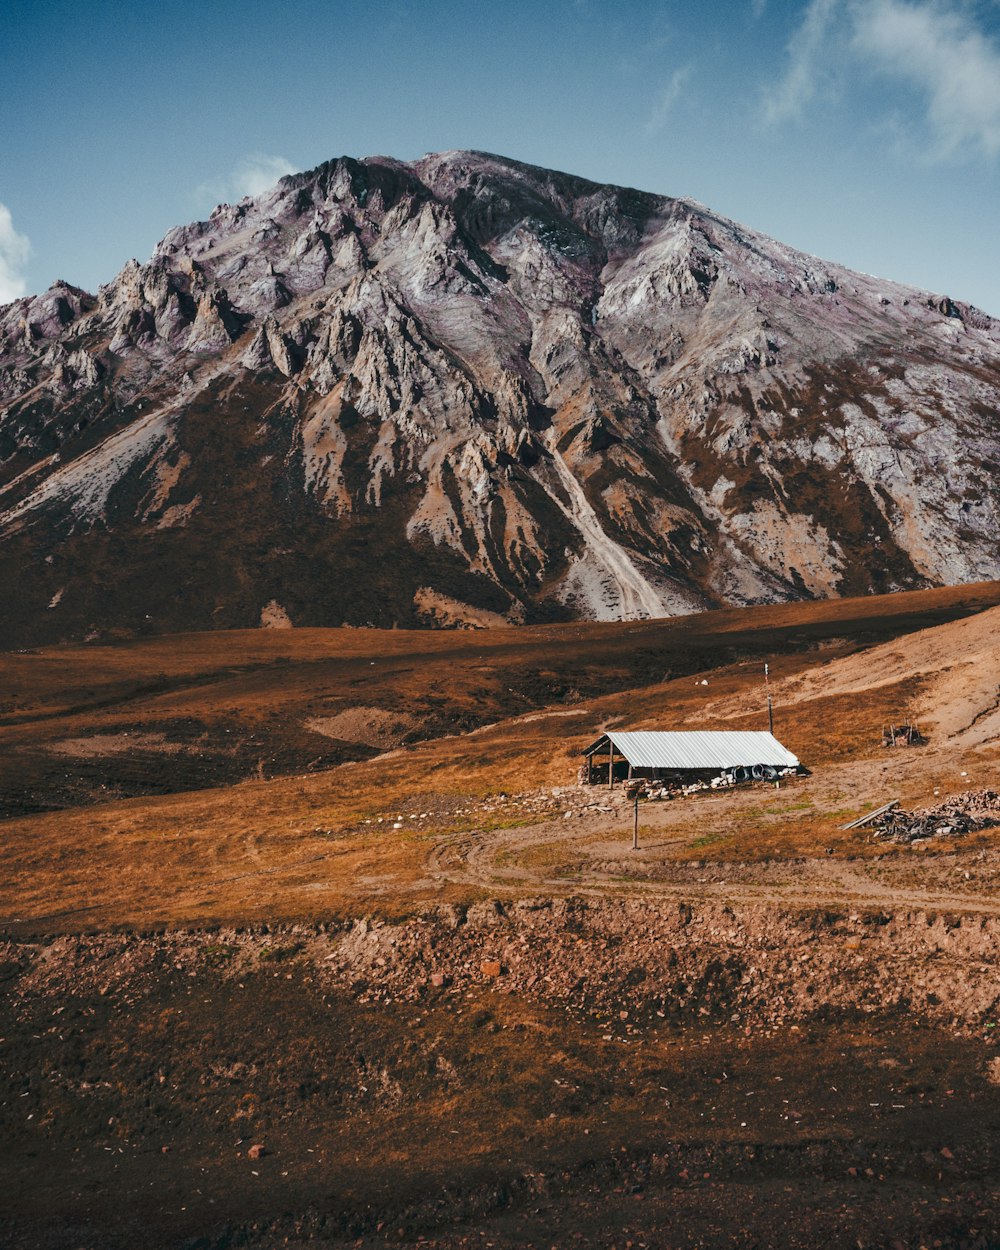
[3,582,1000,1250]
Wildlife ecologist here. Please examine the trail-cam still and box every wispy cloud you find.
[762,0,841,124]
[852,0,1000,158]
[197,152,298,210]
[761,0,1000,161]
[0,202,31,304]
[646,65,693,135]
[230,153,298,198]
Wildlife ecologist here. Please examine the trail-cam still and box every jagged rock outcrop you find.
[0,150,998,643]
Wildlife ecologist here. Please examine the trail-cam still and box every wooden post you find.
[632,796,639,850]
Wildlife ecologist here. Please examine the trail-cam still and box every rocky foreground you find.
[1,151,999,643]
[4,898,1000,1249]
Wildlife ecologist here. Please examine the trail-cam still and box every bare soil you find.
[4,908,1000,1250]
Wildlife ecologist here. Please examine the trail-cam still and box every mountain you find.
[1,150,998,644]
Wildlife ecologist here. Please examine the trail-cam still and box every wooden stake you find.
[633,795,639,850]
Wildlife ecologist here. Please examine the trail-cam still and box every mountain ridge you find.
[0,149,998,644]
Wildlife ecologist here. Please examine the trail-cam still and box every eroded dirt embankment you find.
[5,901,1000,1250]
[9,897,998,1034]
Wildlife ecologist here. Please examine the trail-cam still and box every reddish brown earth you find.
[5,909,1000,1250]
[3,583,1000,1249]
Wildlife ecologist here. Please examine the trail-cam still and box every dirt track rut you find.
[423,806,1000,915]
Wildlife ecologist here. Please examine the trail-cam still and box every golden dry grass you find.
[2,582,999,933]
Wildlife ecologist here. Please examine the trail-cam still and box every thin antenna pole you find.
[765,662,774,735]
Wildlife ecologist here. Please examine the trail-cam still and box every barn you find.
[582,730,800,788]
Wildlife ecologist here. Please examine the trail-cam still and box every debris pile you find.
[869,790,1000,843]
[623,766,798,802]
[881,722,926,748]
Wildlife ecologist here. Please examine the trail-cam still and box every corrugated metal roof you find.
[583,730,799,770]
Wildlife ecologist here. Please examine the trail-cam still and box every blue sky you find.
[2,0,1000,313]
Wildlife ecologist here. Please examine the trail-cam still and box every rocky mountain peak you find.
[0,150,997,644]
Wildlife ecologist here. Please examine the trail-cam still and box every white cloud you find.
[646,65,693,135]
[0,202,31,304]
[851,0,1000,157]
[761,0,1000,160]
[230,152,298,198]
[763,0,842,124]
[197,152,298,211]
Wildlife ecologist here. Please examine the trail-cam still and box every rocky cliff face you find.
[1,150,998,643]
